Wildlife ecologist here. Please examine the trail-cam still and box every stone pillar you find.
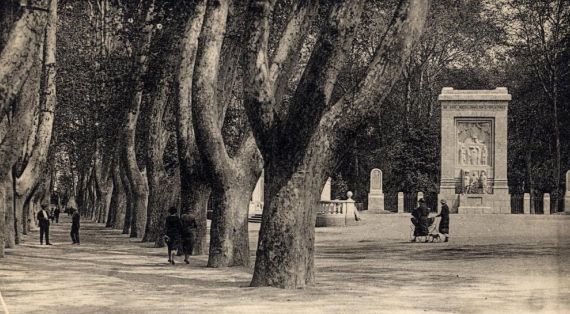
[417,192,424,202]
[543,193,550,215]
[438,87,511,214]
[397,192,404,213]
[367,168,385,212]
[564,170,570,212]
[321,177,331,201]
[248,170,264,216]
[523,193,530,215]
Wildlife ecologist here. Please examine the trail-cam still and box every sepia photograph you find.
[0,0,569,313]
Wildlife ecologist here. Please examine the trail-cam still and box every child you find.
[164,206,182,265]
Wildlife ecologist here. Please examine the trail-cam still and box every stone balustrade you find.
[316,192,359,227]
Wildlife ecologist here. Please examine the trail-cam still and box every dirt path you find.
[1,213,569,314]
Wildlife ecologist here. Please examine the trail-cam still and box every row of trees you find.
[1,0,568,289]
[0,0,429,288]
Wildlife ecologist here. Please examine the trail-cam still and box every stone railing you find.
[316,192,359,227]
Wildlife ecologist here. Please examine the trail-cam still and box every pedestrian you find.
[436,199,450,242]
[37,204,52,245]
[54,206,61,223]
[180,212,198,264]
[70,207,80,245]
[164,206,182,265]
[411,198,430,242]
[49,207,55,223]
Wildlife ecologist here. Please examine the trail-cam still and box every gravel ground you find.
[1,212,569,314]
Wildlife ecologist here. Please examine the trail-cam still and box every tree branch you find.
[279,0,365,157]
[270,0,318,115]
[242,0,276,155]
[191,0,232,185]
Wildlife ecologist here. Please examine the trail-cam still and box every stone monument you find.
[248,171,264,216]
[367,169,385,212]
[321,177,332,201]
[438,87,511,214]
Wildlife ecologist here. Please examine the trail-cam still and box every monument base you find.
[565,193,570,212]
[438,189,511,214]
[367,193,385,213]
[457,193,510,214]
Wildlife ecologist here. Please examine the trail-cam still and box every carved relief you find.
[457,122,491,166]
[461,169,492,194]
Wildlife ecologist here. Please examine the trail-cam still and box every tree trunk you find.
[94,149,113,224]
[251,167,324,288]
[207,166,258,267]
[122,111,149,238]
[180,174,210,254]
[121,156,133,235]
[12,0,57,242]
[107,155,126,229]
[121,2,154,239]
[191,0,263,267]
[142,62,178,245]
[2,174,15,251]
[175,0,209,255]
[0,0,49,114]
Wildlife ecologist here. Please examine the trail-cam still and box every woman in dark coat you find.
[164,206,182,265]
[180,213,198,264]
[411,198,430,242]
[436,199,450,242]
[70,207,80,244]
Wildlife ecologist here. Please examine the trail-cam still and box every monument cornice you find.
[438,87,512,101]
[442,104,508,110]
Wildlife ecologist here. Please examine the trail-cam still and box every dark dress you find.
[411,203,430,236]
[71,211,80,244]
[437,204,450,234]
[180,214,198,255]
[164,215,182,250]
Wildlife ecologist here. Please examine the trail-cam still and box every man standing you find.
[37,204,52,245]
[70,207,80,245]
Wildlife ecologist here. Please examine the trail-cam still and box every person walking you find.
[49,208,55,223]
[180,212,198,264]
[70,207,80,245]
[54,206,61,223]
[37,204,52,245]
[411,198,430,242]
[164,207,182,265]
[436,199,450,242]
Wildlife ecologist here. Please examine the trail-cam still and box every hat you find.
[41,203,49,209]
[168,206,178,215]
[418,198,426,203]
[440,199,447,204]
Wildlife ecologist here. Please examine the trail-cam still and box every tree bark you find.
[107,154,127,229]
[175,0,209,255]
[142,54,179,245]
[12,0,57,243]
[121,158,133,235]
[0,0,49,114]
[3,174,15,250]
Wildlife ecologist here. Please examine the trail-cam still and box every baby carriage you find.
[410,216,441,242]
